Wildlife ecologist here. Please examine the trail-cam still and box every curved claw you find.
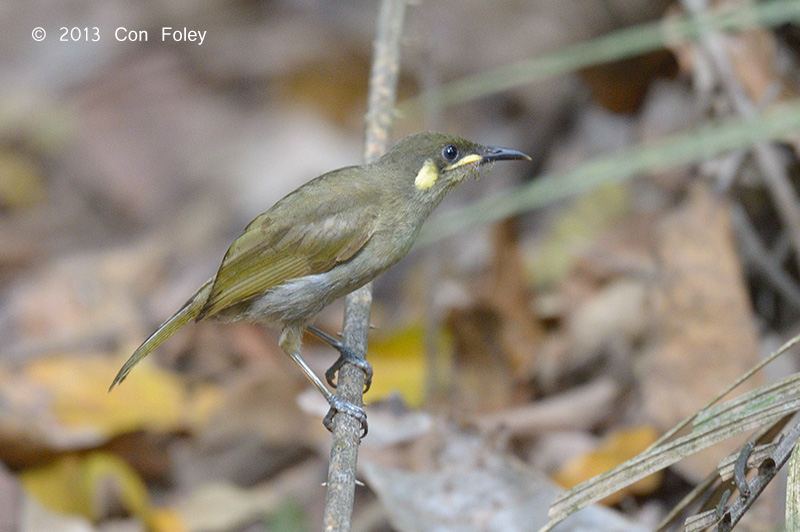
[306,326,372,392]
[323,397,368,438]
[325,352,373,392]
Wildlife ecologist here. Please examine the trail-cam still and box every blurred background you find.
[2,0,800,531]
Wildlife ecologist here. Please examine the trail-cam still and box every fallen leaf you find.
[26,353,221,438]
[149,508,189,532]
[640,183,761,481]
[446,306,516,416]
[580,50,677,113]
[366,324,430,408]
[564,278,648,375]
[176,460,322,532]
[362,428,646,532]
[484,220,543,378]
[0,353,222,467]
[20,452,151,524]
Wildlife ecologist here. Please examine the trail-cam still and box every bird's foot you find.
[306,325,373,392]
[325,347,373,392]
[323,396,368,437]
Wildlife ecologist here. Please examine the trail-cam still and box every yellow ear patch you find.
[445,153,482,171]
[414,159,439,190]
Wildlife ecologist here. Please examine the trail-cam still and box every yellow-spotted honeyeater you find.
[110,131,530,433]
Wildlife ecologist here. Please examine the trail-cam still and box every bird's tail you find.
[109,278,213,391]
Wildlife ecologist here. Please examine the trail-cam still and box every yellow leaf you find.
[149,508,189,532]
[20,455,83,517]
[83,452,151,520]
[553,425,661,505]
[367,324,449,408]
[21,451,151,524]
[25,353,222,439]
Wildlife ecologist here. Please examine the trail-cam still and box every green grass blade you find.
[418,100,800,246]
[402,0,800,112]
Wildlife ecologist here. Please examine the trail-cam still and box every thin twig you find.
[322,1,407,531]
[730,204,800,312]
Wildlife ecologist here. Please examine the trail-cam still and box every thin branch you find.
[730,204,800,312]
[322,1,407,531]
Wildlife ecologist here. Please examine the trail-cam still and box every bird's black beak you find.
[480,146,532,163]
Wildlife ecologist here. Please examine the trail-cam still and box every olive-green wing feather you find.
[197,191,379,320]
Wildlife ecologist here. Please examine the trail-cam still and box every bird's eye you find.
[442,145,459,161]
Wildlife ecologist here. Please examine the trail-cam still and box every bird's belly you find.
[233,272,336,325]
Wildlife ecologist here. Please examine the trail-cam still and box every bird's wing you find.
[198,193,379,320]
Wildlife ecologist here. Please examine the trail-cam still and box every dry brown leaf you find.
[484,220,544,379]
[536,211,656,389]
[724,28,789,104]
[275,48,372,128]
[566,278,649,372]
[4,242,168,362]
[172,367,311,488]
[445,306,516,419]
[528,184,633,289]
[176,460,323,532]
[640,182,761,481]
[579,50,678,114]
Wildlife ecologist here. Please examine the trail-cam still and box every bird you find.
[109,131,530,433]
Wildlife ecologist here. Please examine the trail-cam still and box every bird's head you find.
[378,131,531,206]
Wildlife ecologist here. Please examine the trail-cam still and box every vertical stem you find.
[322,0,407,531]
